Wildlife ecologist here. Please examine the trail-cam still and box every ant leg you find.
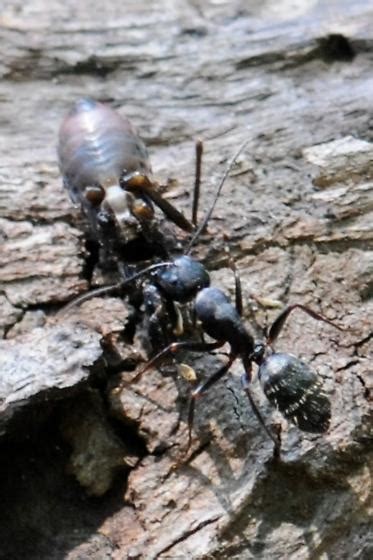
[186,354,236,452]
[124,175,194,233]
[132,340,224,383]
[267,303,346,346]
[163,297,184,337]
[117,261,133,281]
[56,262,171,318]
[224,243,243,317]
[186,139,249,254]
[192,140,203,226]
[232,264,243,317]
[241,371,281,458]
[142,284,171,352]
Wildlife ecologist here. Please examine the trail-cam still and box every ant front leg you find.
[241,362,281,458]
[143,288,185,353]
[56,262,171,318]
[131,340,224,383]
[163,296,184,337]
[142,284,171,353]
[267,303,346,346]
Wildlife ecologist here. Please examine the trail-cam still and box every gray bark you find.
[0,1,371,559]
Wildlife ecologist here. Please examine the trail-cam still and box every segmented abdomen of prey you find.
[58,98,151,193]
[258,353,331,433]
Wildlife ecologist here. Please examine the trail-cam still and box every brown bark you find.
[0,1,371,559]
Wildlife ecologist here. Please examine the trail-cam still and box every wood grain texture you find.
[0,1,371,559]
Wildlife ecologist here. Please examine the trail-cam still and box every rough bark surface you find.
[0,1,372,559]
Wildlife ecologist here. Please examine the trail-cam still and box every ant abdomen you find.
[258,353,331,433]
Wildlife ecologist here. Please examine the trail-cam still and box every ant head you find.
[154,256,210,304]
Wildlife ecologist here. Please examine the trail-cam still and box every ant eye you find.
[84,185,105,206]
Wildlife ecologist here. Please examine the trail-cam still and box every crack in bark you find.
[156,515,221,559]
[199,236,372,271]
[353,331,373,349]
[355,374,370,400]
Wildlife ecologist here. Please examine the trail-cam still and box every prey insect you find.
[58,98,196,265]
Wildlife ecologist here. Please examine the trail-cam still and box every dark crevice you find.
[175,440,211,471]
[4,54,123,82]
[235,34,355,71]
[157,515,221,557]
[1,214,80,226]
[200,235,372,271]
[316,34,356,63]
[336,359,360,373]
[281,245,296,303]
[151,440,178,457]
[227,384,243,425]
[99,350,140,376]
[0,403,127,560]
[179,26,208,38]
[7,298,65,315]
[1,305,25,339]
[120,309,139,345]
[61,56,118,77]
[353,331,373,349]
[90,352,149,459]
[356,374,370,400]
[359,280,373,301]
[105,413,148,460]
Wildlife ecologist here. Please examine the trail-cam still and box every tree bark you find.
[0,1,371,559]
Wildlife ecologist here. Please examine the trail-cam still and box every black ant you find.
[117,256,345,457]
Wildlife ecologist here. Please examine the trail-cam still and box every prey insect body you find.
[58,98,194,266]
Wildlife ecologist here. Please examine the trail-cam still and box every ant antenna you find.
[56,262,171,317]
[185,138,250,254]
[191,140,203,226]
